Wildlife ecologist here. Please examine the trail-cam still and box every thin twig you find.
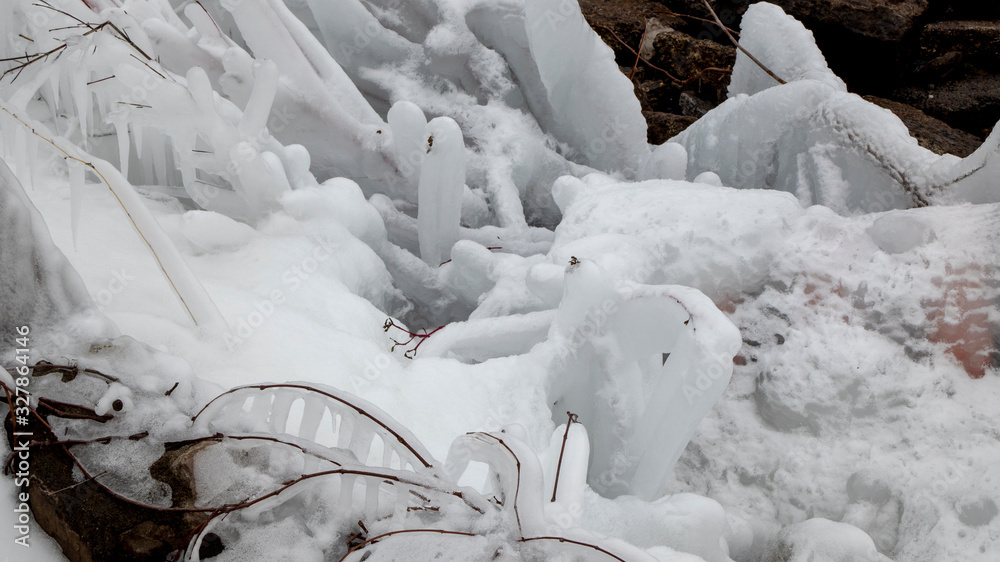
[44,470,108,495]
[30,361,119,383]
[339,529,477,561]
[593,25,682,83]
[191,383,436,469]
[699,0,786,85]
[670,11,740,35]
[629,24,648,81]
[519,536,628,561]
[383,319,445,359]
[550,411,578,502]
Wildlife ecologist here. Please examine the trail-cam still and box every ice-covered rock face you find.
[0,157,116,352]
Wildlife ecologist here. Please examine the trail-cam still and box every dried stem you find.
[339,529,478,561]
[550,411,578,502]
[629,24,648,81]
[519,536,628,561]
[383,319,445,359]
[31,361,119,383]
[699,0,786,85]
[192,383,435,468]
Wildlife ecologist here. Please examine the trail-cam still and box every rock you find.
[4,412,209,562]
[761,518,893,562]
[927,1,1000,20]
[578,0,685,66]
[636,79,683,113]
[678,92,714,118]
[921,21,1000,72]
[648,30,735,105]
[759,0,929,92]
[768,0,929,43]
[916,51,965,81]
[863,95,983,157]
[893,75,1000,138]
[643,111,697,144]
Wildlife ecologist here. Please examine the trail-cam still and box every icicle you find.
[339,474,357,510]
[381,438,392,468]
[173,132,196,195]
[151,130,168,186]
[186,66,216,117]
[68,159,85,248]
[239,60,279,138]
[248,393,272,429]
[112,118,131,180]
[42,75,61,124]
[387,100,427,183]
[349,424,375,464]
[298,397,325,442]
[337,415,354,450]
[364,479,380,518]
[393,484,409,522]
[269,391,295,434]
[133,123,144,162]
[71,64,90,148]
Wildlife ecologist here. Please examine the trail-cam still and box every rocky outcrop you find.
[582,0,1000,149]
[893,75,1000,139]
[921,20,1000,71]
[643,111,697,144]
[769,0,929,42]
[863,95,984,157]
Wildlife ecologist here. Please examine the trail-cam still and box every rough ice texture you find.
[524,0,650,174]
[729,3,846,96]
[676,2,1000,214]
[2,0,999,560]
[0,157,114,344]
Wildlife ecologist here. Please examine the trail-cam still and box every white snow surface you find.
[1,0,999,561]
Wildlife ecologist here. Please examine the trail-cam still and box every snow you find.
[1,0,999,560]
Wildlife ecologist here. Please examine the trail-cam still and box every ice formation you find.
[2,0,999,560]
[677,3,1000,214]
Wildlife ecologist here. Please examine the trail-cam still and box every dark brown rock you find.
[921,21,1000,72]
[636,79,683,113]
[863,95,983,157]
[4,413,208,562]
[893,75,1000,139]
[578,0,686,66]
[648,31,735,105]
[643,111,697,144]
[927,1,1000,20]
[768,0,929,42]
[917,51,965,81]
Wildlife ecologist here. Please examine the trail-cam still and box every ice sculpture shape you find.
[676,2,1000,213]
[417,116,466,266]
[546,260,742,500]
